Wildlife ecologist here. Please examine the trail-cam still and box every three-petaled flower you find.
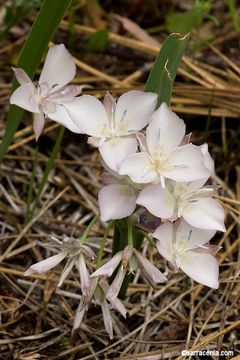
[10,44,83,139]
[25,235,94,295]
[65,90,158,171]
[119,103,210,187]
[90,245,167,303]
[153,219,220,288]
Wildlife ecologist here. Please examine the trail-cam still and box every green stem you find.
[127,217,133,247]
[96,220,113,269]
[79,214,100,246]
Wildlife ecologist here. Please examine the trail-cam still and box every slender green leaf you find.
[0,0,72,162]
[85,28,108,53]
[144,33,190,106]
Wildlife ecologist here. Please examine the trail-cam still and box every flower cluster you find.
[11,44,225,338]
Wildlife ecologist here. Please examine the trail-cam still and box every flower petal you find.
[12,67,31,85]
[182,198,226,232]
[99,137,138,171]
[101,298,113,339]
[106,267,126,303]
[114,90,157,132]
[24,251,67,275]
[119,152,157,183]
[137,184,174,219]
[146,102,186,156]
[153,223,173,262]
[39,44,76,90]
[133,249,167,286]
[58,256,75,287]
[98,184,136,222]
[76,253,90,295]
[48,103,83,133]
[176,220,216,249]
[65,95,108,136]
[163,144,210,182]
[200,143,214,174]
[180,252,219,288]
[10,83,39,113]
[90,252,123,278]
[33,111,45,140]
[72,297,87,333]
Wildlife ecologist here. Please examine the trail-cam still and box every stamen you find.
[160,175,165,188]
[187,230,192,241]
[121,109,127,122]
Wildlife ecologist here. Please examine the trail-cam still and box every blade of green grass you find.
[144,33,190,106]
[0,0,72,162]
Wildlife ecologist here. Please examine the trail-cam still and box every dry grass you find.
[0,4,240,359]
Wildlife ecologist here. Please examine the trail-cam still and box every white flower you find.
[10,44,83,139]
[137,178,226,232]
[119,103,210,186]
[24,235,94,295]
[98,164,143,222]
[153,220,220,288]
[90,245,166,302]
[64,90,158,171]
[72,278,126,339]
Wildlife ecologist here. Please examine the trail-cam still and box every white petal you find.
[111,297,127,318]
[24,251,67,275]
[65,95,108,136]
[33,111,45,140]
[119,152,157,183]
[146,103,186,156]
[153,223,173,262]
[39,44,76,91]
[99,137,138,171]
[200,143,214,174]
[10,83,39,113]
[133,250,167,285]
[180,253,219,288]
[137,184,174,219]
[48,103,83,133]
[106,267,126,303]
[163,144,210,182]
[182,198,226,232]
[90,252,122,278]
[101,299,113,339]
[72,298,86,332]
[76,253,90,295]
[114,90,157,132]
[98,184,136,222]
[58,256,75,287]
[176,219,216,249]
[12,67,31,85]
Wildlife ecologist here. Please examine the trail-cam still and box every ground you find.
[0,1,240,359]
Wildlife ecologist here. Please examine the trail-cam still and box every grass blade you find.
[144,33,190,106]
[0,0,72,162]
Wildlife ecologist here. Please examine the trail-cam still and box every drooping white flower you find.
[137,179,226,232]
[24,235,94,295]
[119,103,210,186]
[98,164,143,222]
[72,278,126,339]
[65,91,158,171]
[153,220,220,288]
[90,245,167,303]
[10,44,83,139]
